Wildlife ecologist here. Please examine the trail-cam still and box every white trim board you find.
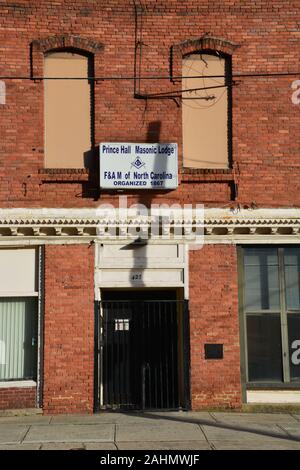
[0,380,36,389]
[247,390,300,404]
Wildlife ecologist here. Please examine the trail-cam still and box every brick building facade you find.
[0,0,300,414]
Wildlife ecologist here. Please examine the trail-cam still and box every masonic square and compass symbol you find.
[131,155,146,170]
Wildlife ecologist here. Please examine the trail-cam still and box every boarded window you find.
[44,52,91,168]
[182,52,230,169]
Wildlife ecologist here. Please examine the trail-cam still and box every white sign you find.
[100,142,178,189]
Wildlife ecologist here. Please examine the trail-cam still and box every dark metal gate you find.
[96,299,190,411]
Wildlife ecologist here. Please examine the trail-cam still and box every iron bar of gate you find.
[158,302,163,408]
[153,303,158,409]
[182,300,191,410]
[94,301,100,412]
[164,301,169,408]
[117,302,121,405]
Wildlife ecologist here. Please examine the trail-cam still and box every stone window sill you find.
[180,168,234,182]
[38,168,89,182]
[0,380,36,389]
[180,167,232,175]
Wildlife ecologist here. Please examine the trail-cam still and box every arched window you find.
[44,50,93,168]
[182,51,231,169]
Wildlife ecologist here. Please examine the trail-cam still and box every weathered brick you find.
[1,0,298,413]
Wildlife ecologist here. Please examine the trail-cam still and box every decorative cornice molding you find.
[0,208,300,244]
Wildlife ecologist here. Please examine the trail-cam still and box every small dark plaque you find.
[204,343,223,360]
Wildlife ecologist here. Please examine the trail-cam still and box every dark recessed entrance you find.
[95,290,190,411]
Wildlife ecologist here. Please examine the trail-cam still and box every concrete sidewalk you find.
[0,410,300,450]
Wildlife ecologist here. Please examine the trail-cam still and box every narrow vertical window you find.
[243,248,282,382]
[44,51,92,168]
[182,51,231,169]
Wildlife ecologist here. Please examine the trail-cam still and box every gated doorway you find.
[95,290,190,411]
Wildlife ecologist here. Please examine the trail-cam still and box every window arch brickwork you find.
[170,36,239,82]
[30,34,104,78]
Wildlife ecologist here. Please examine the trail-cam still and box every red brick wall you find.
[0,1,300,208]
[189,244,242,409]
[0,387,36,410]
[43,244,95,414]
[0,0,297,413]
